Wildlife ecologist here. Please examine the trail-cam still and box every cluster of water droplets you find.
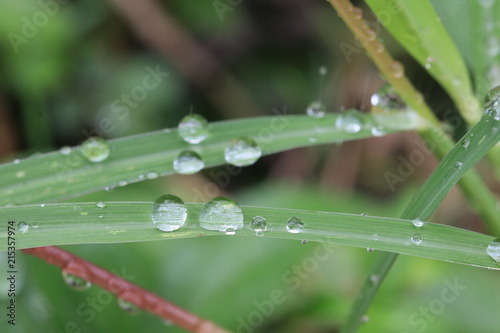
[484,85,500,121]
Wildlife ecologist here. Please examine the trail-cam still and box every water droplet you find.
[60,146,72,155]
[81,137,110,163]
[372,234,379,241]
[199,197,244,232]
[146,171,159,179]
[178,114,209,144]
[411,233,423,245]
[371,126,385,137]
[62,271,91,291]
[374,41,384,53]
[105,186,113,192]
[117,297,140,314]
[173,150,204,175]
[118,180,128,187]
[390,61,404,78]
[96,202,106,209]
[16,171,25,178]
[360,213,368,217]
[98,213,104,219]
[250,216,268,235]
[301,240,308,245]
[455,161,463,170]
[412,218,424,228]
[319,66,328,76]
[40,204,46,208]
[151,194,187,232]
[336,110,363,133]
[225,228,236,236]
[306,101,326,118]
[32,222,39,229]
[371,84,407,111]
[225,137,262,167]
[18,222,28,233]
[486,238,500,263]
[370,274,379,285]
[360,315,369,324]
[352,6,362,18]
[286,217,304,234]
[13,159,20,164]
[484,86,500,109]
[462,138,471,149]
[366,248,375,252]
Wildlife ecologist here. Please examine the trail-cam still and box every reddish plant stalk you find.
[22,246,231,333]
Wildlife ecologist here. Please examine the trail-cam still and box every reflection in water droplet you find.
[117,297,141,314]
[306,101,326,118]
[151,194,187,232]
[225,137,262,167]
[286,217,304,234]
[411,233,423,245]
[486,238,500,263]
[178,114,209,144]
[173,151,204,175]
[62,271,91,291]
[371,84,407,111]
[81,137,110,163]
[199,197,244,232]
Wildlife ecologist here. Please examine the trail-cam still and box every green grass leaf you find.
[1,202,499,270]
[0,112,420,206]
[366,0,481,123]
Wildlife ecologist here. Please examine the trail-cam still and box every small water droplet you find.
[146,171,159,179]
[352,6,362,18]
[366,248,375,252]
[105,186,113,192]
[371,126,385,137]
[96,202,106,209]
[60,146,72,155]
[374,41,384,53]
[286,217,304,234]
[319,66,328,76]
[40,204,46,208]
[372,234,379,241]
[360,213,368,217]
[13,159,20,164]
[98,213,104,219]
[178,114,209,144]
[454,161,463,170]
[462,138,471,149]
[486,238,500,263]
[370,274,379,285]
[151,194,187,232]
[199,197,244,232]
[62,271,91,291]
[336,110,363,133]
[225,137,262,167]
[81,137,110,163]
[360,315,369,324]
[16,171,25,178]
[301,239,308,245]
[371,84,407,111]
[411,233,423,245]
[225,228,236,236]
[173,150,204,175]
[250,216,268,235]
[306,101,326,118]
[484,85,500,109]
[117,297,140,314]
[32,222,39,229]
[390,61,404,78]
[18,222,28,233]
[118,180,128,187]
[412,218,424,228]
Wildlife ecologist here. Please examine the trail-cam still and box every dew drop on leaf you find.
[370,84,407,111]
[250,216,268,234]
[151,194,187,232]
[335,110,363,134]
[486,238,500,263]
[411,233,423,245]
[81,137,110,163]
[412,218,424,228]
[173,150,204,175]
[62,271,91,291]
[306,101,326,118]
[225,137,262,167]
[117,297,141,314]
[286,217,304,234]
[18,222,29,233]
[178,114,209,144]
[199,197,244,232]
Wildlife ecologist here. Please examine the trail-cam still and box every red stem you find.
[22,246,231,333]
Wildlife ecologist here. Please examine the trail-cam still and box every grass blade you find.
[0,112,419,206]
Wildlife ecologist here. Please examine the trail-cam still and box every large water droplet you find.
[370,84,407,111]
[250,216,268,233]
[173,150,204,174]
[118,297,141,314]
[199,197,244,232]
[336,110,363,133]
[486,238,500,263]
[81,137,110,163]
[151,194,188,232]
[225,137,262,167]
[18,222,29,233]
[306,101,326,118]
[412,218,424,228]
[286,217,304,234]
[62,271,91,291]
[411,233,423,245]
[178,114,209,144]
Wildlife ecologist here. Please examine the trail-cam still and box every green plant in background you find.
[0,0,499,333]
